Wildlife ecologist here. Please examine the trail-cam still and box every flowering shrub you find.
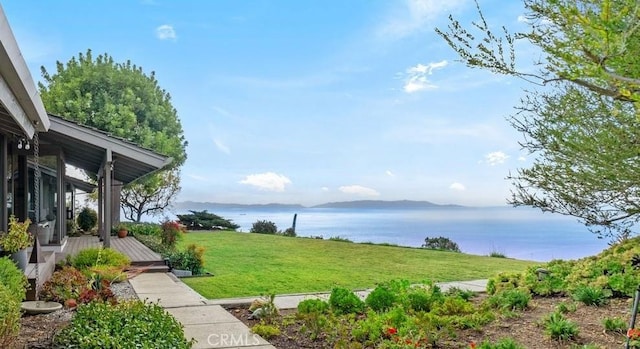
[161,220,184,248]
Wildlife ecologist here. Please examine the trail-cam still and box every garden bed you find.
[228,295,632,348]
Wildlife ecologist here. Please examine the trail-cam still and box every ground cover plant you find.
[233,279,633,348]
[179,231,535,298]
[54,300,194,348]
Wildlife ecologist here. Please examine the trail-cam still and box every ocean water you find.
[184,206,611,262]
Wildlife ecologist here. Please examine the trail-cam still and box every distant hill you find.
[175,200,464,211]
[312,200,464,209]
[174,201,305,211]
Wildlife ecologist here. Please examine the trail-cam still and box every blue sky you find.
[3,0,536,207]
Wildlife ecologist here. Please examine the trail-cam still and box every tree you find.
[39,50,187,221]
[437,0,640,238]
[175,210,240,231]
[121,169,181,222]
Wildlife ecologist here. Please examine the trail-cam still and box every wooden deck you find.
[63,236,167,268]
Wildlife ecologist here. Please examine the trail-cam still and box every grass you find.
[179,231,537,299]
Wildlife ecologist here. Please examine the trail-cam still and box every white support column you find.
[0,135,6,233]
[56,152,65,243]
[104,149,112,248]
[97,177,103,241]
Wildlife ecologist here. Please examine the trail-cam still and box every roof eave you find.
[0,4,49,137]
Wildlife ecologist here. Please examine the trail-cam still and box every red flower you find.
[386,327,398,336]
[469,342,477,349]
[628,328,640,339]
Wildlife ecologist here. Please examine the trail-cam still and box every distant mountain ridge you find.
[175,200,465,210]
[312,200,464,209]
[175,201,304,210]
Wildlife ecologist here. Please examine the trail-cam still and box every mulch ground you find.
[228,295,634,349]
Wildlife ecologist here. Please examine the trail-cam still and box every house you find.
[0,4,171,253]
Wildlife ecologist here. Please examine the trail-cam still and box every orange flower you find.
[628,328,640,339]
[386,327,398,336]
[469,342,477,349]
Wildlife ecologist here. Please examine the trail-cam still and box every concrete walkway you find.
[129,273,275,349]
[129,273,487,349]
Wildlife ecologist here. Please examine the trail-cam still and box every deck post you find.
[103,149,112,248]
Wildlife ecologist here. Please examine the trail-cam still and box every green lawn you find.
[179,231,537,299]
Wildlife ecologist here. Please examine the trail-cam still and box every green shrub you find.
[543,312,579,341]
[0,256,25,348]
[445,286,476,301]
[166,244,205,275]
[297,312,328,340]
[365,285,396,312]
[253,294,279,324]
[281,228,296,237]
[486,272,523,295]
[250,220,278,234]
[125,222,162,236]
[328,236,353,243]
[421,236,461,252]
[40,266,88,303]
[602,316,626,333]
[555,301,576,314]
[572,285,610,306]
[489,251,507,258]
[329,287,364,315]
[433,297,475,316]
[135,234,172,254]
[251,323,281,339]
[0,256,27,301]
[520,260,573,296]
[72,247,131,270]
[486,289,530,311]
[0,284,20,348]
[176,210,239,231]
[77,206,98,232]
[54,300,194,348]
[406,289,433,312]
[476,338,524,349]
[297,299,329,314]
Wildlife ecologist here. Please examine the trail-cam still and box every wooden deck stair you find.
[62,236,168,272]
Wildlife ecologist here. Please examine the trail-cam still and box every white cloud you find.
[386,170,395,177]
[449,182,466,191]
[378,0,468,39]
[240,172,291,192]
[339,185,380,197]
[321,187,329,192]
[517,15,528,23]
[403,61,448,93]
[518,156,526,162]
[484,151,509,166]
[213,138,230,154]
[156,24,176,40]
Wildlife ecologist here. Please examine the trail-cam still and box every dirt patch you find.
[228,295,635,348]
[12,309,72,348]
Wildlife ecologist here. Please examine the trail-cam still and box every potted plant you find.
[117,224,128,238]
[0,215,33,271]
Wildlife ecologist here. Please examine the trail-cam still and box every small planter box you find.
[171,269,192,277]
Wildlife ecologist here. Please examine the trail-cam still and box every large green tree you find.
[437,0,640,239]
[39,50,187,221]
